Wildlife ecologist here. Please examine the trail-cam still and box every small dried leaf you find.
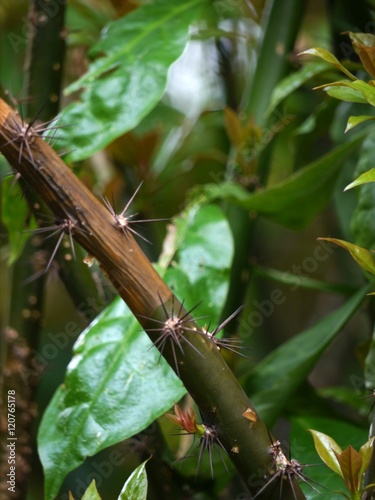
[309,429,343,477]
[318,237,375,275]
[224,107,245,147]
[242,407,257,423]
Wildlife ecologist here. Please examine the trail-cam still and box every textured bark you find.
[0,98,305,499]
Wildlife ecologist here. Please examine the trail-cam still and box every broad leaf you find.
[38,300,186,500]
[320,80,375,106]
[82,480,102,500]
[119,459,149,500]
[245,285,370,424]
[266,60,332,116]
[38,203,233,500]
[190,131,366,229]
[318,237,375,275]
[53,0,206,162]
[299,48,356,80]
[309,430,343,477]
[345,167,375,191]
[1,176,36,264]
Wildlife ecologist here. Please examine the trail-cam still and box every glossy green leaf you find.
[291,417,369,500]
[309,430,343,477]
[82,480,102,500]
[245,285,370,424]
[53,0,205,162]
[253,266,356,295]
[118,459,149,500]
[359,438,375,478]
[321,80,375,106]
[318,238,375,275]
[190,130,366,229]
[324,83,368,103]
[266,60,332,116]
[38,203,233,500]
[345,115,375,133]
[345,168,375,191]
[1,176,37,264]
[299,48,356,80]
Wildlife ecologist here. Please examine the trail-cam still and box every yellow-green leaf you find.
[318,238,375,275]
[344,168,375,191]
[82,480,102,500]
[309,429,343,477]
[359,437,375,478]
[345,115,375,133]
[299,48,356,80]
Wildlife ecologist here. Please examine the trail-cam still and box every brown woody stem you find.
[0,98,304,499]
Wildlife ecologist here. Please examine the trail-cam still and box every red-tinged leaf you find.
[224,107,244,148]
[318,238,375,275]
[334,445,362,494]
[346,32,375,78]
[299,48,356,80]
[359,437,375,478]
[309,429,343,477]
[344,168,375,191]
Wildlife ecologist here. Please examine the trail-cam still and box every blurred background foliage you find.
[2,0,375,498]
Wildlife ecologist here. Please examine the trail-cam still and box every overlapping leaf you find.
[189,130,366,229]
[52,0,206,162]
[245,285,370,424]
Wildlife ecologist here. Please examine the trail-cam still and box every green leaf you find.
[345,168,375,191]
[266,60,332,116]
[291,417,369,500]
[118,459,149,500]
[53,0,205,162]
[359,438,375,478]
[1,176,37,264]
[38,204,233,500]
[324,83,368,103]
[299,48,356,80]
[245,285,370,424]
[190,131,366,229]
[82,480,102,500]
[345,115,375,133]
[38,299,186,500]
[318,237,375,275]
[309,430,343,477]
